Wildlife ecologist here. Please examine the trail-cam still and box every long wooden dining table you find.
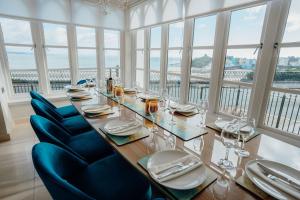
[71,90,300,200]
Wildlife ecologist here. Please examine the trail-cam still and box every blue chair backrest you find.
[30,91,56,109]
[31,99,64,123]
[32,143,94,200]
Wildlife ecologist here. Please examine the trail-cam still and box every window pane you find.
[78,49,97,68]
[0,18,33,44]
[191,49,213,78]
[0,18,32,44]
[43,23,68,46]
[150,50,160,91]
[282,0,300,43]
[150,50,160,71]
[104,30,120,49]
[228,5,266,45]
[76,26,96,47]
[105,50,120,68]
[193,15,216,46]
[46,47,70,90]
[6,46,36,69]
[136,30,144,49]
[168,22,184,48]
[219,84,251,116]
[167,50,182,74]
[150,27,161,48]
[272,47,300,90]
[167,50,182,99]
[136,50,144,69]
[7,46,39,93]
[46,48,69,69]
[136,69,144,88]
[224,49,257,83]
[188,79,210,104]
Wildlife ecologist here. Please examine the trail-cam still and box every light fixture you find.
[84,0,129,15]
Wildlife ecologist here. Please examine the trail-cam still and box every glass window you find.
[167,50,182,74]
[224,49,258,83]
[150,50,160,71]
[150,27,161,48]
[272,47,300,90]
[76,26,96,47]
[45,48,69,69]
[168,22,184,48]
[0,18,39,94]
[77,49,97,68]
[282,0,300,43]
[104,30,120,49]
[105,50,120,68]
[43,23,68,46]
[228,5,266,45]
[0,18,32,44]
[136,69,144,88]
[193,15,216,46]
[6,46,36,69]
[136,30,144,49]
[191,49,213,78]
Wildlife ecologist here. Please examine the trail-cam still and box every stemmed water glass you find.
[159,88,168,110]
[168,96,178,125]
[235,117,255,157]
[218,124,236,170]
[134,82,140,99]
[197,100,209,128]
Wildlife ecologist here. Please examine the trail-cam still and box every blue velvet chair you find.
[32,143,152,200]
[31,99,91,135]
[30,91,79,118]
[30,115,113,163]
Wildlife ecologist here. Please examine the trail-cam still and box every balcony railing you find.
[265,91,300,135]
[10,67,120,93]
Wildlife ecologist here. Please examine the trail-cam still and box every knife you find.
[157,161,200,180]
[257,162,300,190]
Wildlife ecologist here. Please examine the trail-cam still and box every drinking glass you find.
[235,118,255,157]
[218,124,235,170]
[168,97,178,125]
[197,100,208,127]
[114,87,124,113]
[159,88,168,110]
[134,82,140,99]
[148,100,159,133]
[212,171,230,200]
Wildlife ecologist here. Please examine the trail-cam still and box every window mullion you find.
[67,24,78,85]
[97,28,105,83]
[30,21,49,95]
[160,24,168,91]
[144,28,150,90]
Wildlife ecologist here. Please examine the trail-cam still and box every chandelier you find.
[86,0,129,15]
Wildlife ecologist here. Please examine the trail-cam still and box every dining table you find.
[70,88,300,200]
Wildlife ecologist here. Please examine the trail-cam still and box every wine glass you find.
[159,88,168,110]
[148,100,159,133]
[134,82,140,99]
[212,171,230,200]
[168,97,178,125]
[218,123,236,170]
[197,100,208,127]
[235,117,255,157]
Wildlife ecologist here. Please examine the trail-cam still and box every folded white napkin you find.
[69,91,91,98]
[149,154,202,183]
[82,105,111,113]
[105,121,142,134]
[176,104,196,112]
[248,163,300,199]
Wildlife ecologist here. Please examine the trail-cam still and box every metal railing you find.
[10,67,120,93]
[265,91,300,135]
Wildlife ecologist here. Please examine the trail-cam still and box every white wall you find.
[0,0,125,30]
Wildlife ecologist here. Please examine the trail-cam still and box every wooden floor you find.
[0,121,51,200]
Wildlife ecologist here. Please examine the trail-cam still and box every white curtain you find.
[0,0,125,29]
[129,0,270,29]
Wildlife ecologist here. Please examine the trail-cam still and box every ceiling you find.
[84,0,145,8]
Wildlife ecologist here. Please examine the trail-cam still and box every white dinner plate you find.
[214,119,249,134]
[81,105,111,114]
[245,159,300,200]
[147,150,207,190]
[65,85,86,92]
[174,104,196,113]
[138,94,159,100]
[104,119,142,136]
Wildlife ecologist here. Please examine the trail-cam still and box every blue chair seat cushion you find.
[62,115,91,134]
[67,130,113,163]
[56,105,79,118]
[71,154,151,200]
